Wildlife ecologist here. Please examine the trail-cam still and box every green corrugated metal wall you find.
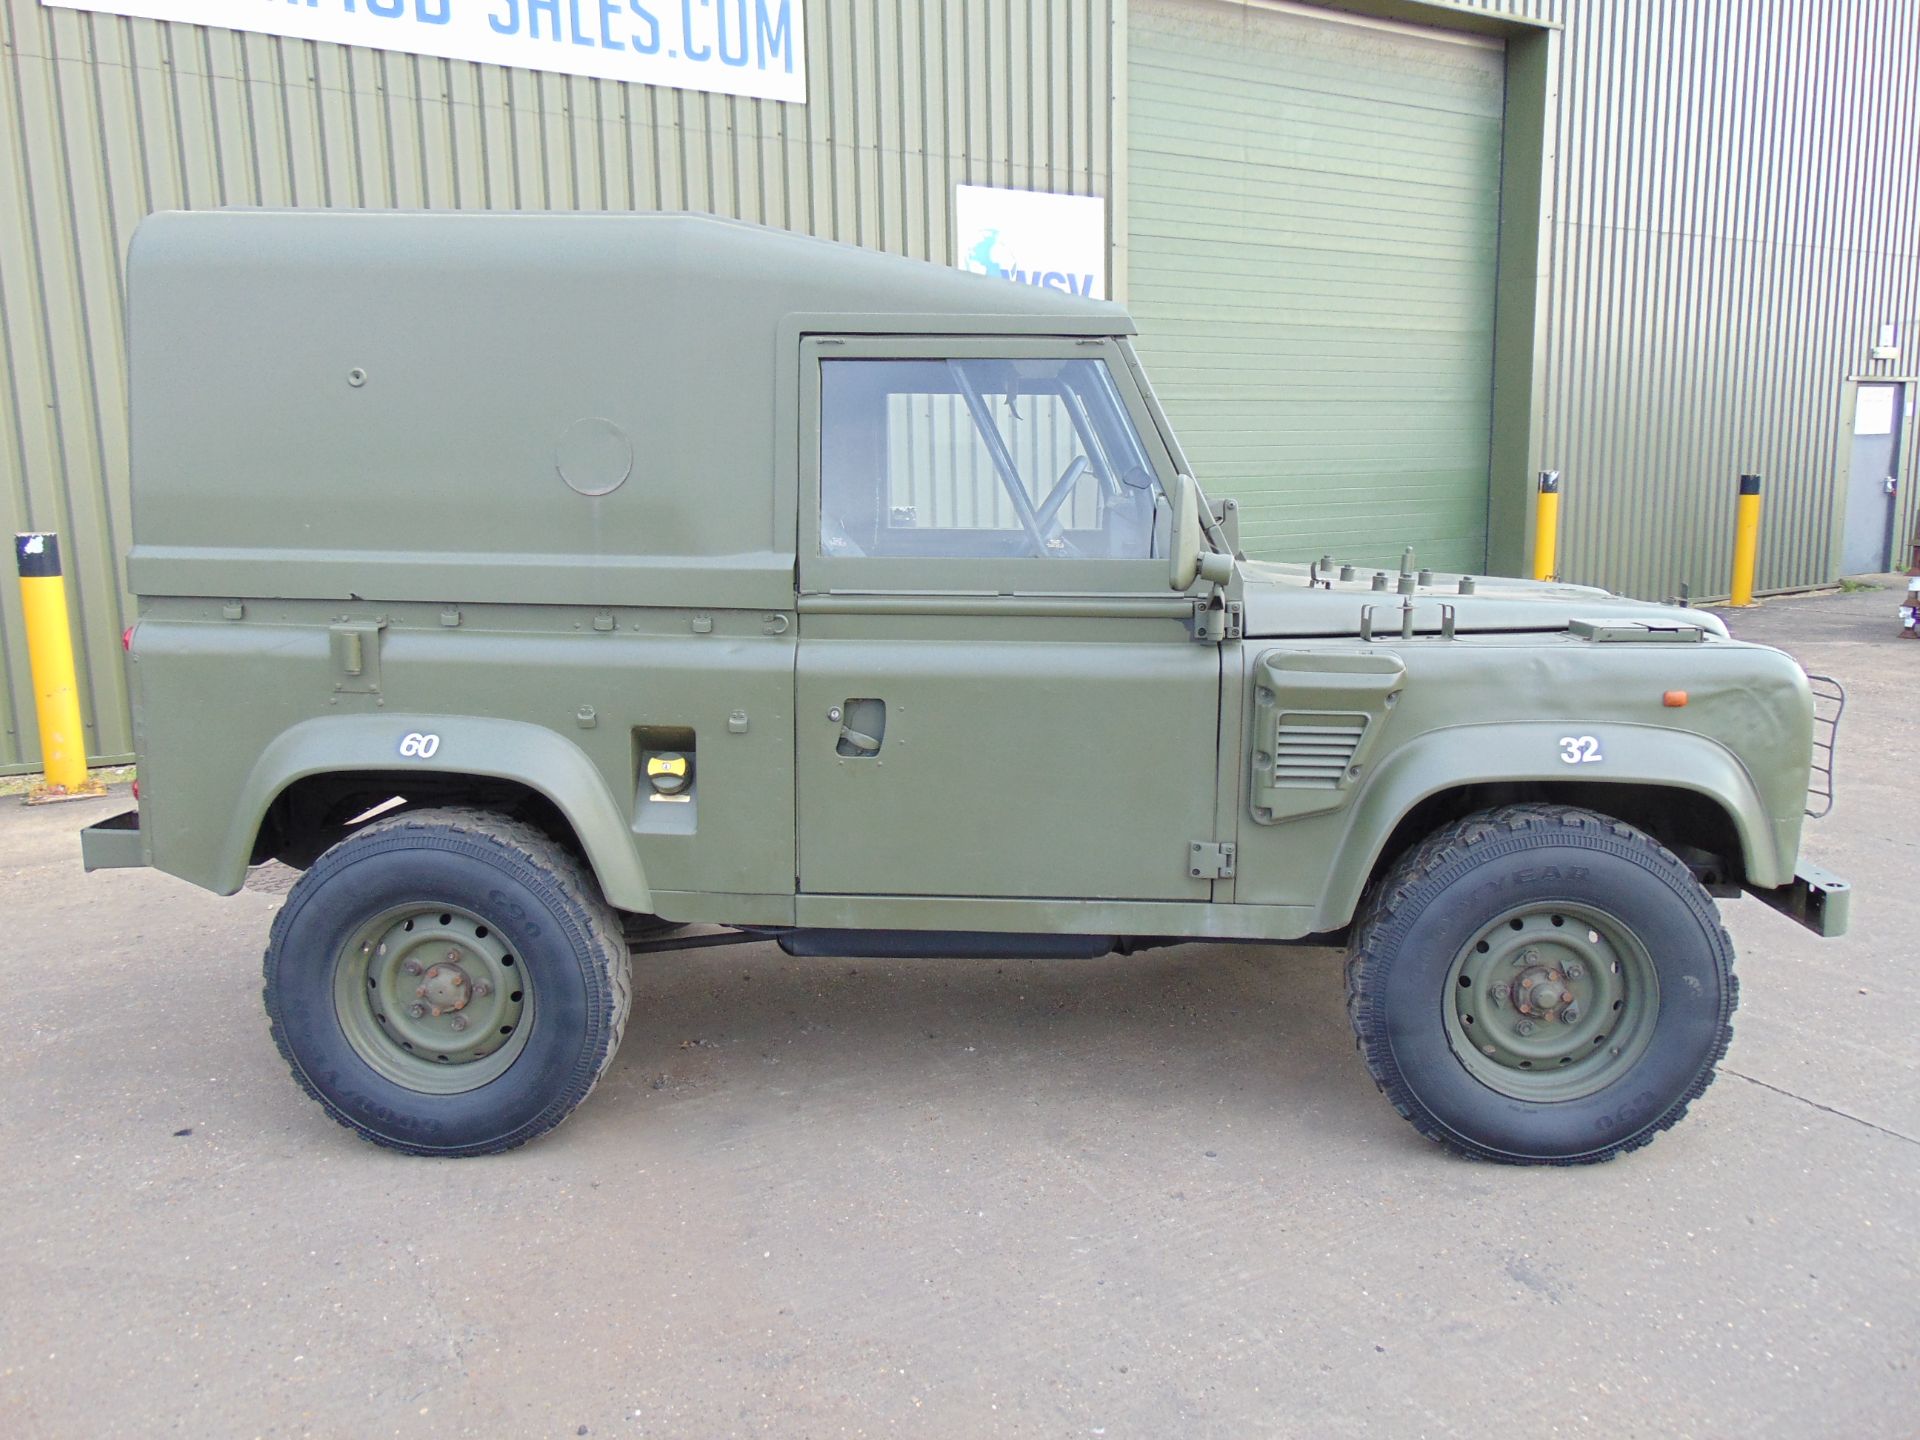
[0,0,1117,772]
[5,0,1920,773]
[1126,0,1507,574]
[1126,0,1920,595]
[1460,0,1920,600]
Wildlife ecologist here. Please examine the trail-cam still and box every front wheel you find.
[1345,804,1737,1165]
[264,808,631,1156]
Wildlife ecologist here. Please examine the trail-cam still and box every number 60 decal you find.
[398,731,441,759]
[1559,735,1603,765]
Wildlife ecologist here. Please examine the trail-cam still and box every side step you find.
[778,929,1119,960]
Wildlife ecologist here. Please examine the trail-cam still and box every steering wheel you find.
[1034,454,1091,539]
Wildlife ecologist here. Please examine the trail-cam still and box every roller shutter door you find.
[1127,0,1506,572]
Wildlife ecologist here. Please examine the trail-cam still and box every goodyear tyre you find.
[263,807,631,1156]
[1346,804,1736,1165]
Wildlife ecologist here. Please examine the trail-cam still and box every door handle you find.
[1886,476,1900,495]
[831,698,887,757]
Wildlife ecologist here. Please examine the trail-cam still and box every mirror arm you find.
[1190,476,1233,557]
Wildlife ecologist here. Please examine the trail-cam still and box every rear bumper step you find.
[80,809,148,871]
[1747,862,1850,938]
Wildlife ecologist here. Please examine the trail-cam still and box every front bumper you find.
[80,809,147,871]
[1746,862,1850,938]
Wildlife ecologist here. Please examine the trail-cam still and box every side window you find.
[820,357,1165,560]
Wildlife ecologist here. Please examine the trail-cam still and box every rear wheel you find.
[1346,804,1736,1165]
[264,807,630,1156]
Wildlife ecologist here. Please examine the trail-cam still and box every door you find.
[1843,383,1904,575]
[795,338,1224,902]
[1127,0,1507,572]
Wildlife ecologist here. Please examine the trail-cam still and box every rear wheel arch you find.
[225,716,652,913]
[255,770,588,872]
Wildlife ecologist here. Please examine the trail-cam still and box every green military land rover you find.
[82,210,1848,1163]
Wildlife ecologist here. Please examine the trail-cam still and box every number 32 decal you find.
[1559,735,1603,765]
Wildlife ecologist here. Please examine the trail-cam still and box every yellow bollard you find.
[1728,474,1762,607]
[1531,470,1561,582]
[14,533,106,802]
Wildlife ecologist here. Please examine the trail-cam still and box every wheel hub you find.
[418,960,473,1015]
[1512,959,1578,1022]
[334,904,532,1094]
[1446,906,1658,1102]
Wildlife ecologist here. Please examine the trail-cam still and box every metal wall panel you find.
[1458,0,1920,600]
[0,0,1117,771]
[1127,0,1507,574]
[7,0,1919,774]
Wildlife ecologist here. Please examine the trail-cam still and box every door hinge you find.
[1193,594,1242,644]
[1188,841,1236,880]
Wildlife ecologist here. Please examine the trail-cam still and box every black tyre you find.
[1346,804,1736,1165]
[264,807,631,1156]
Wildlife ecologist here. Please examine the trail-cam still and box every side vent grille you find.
[1271,714,1367,788]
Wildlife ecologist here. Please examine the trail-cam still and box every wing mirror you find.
[1169,473,1235,591]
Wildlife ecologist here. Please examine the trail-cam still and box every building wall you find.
[5,0,1920,771]
[0,0,1118,772]
[1461,0,1920,600]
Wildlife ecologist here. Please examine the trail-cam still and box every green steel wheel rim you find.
[1443,903,1660,1103]
[332,903,533,1095]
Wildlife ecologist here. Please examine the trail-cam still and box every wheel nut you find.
[449,1015,470,1033]
[472,980,492,998]
[1515,1019,1536,1037]
[427,966,440,979]
[1563,1005,1581,1024]
[1566,963,1584,980]
[415,985,428,998]
[407,1003,427,1019]
[403,959,423,976]
[447,949,461,962]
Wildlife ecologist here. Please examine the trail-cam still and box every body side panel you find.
[131,600,797,911]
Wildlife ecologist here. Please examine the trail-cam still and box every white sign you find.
[1855,385,1897,437]
[955,185,1107,300]
[40,0,806,103]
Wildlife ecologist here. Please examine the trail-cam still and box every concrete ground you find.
[3,583,1916,1440]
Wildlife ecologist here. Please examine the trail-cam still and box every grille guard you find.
[1805,674,1845,819]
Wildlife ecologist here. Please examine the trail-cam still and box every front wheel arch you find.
[1353,778,1749,923]
[1307,721,1789,934]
